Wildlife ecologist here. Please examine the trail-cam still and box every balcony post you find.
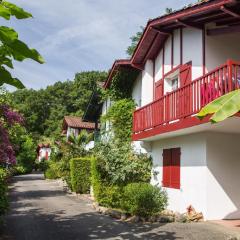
[227,59,233,91]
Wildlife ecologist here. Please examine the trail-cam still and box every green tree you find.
[10,71,107,140]
[0,0,44,89]
[126,27,144,57]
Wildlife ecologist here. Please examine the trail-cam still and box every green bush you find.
[38,160,49,172]
[94,142,152,186]
[70,157,91,194]
[14,165,27,175]
[122,183,168,217]
[0,168,9,216]
[91,157,123,209]
[44,161,60,179]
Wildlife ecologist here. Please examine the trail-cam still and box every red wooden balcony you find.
[132,60,240,140]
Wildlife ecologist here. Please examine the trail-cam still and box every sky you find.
[7,0,194,90]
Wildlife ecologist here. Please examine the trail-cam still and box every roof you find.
[105,0,240,88]
[63,116,95,129]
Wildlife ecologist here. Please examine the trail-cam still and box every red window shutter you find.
[162,149,171,187]
[180,64,192,87]
[45,151,49,160]
[155,80,164,100]
[170,148,181,189]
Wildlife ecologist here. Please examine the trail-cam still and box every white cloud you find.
[8,0,194,89]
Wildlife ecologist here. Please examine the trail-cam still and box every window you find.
[165,70,179,93]
[162,148,181,189]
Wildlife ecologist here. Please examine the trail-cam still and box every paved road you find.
[0,173,239,240]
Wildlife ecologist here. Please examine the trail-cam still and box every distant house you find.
[36,144,51,161]
[62,116,95,139]
[103,0,240,220]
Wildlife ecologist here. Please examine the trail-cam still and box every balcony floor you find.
[132,115,240,142]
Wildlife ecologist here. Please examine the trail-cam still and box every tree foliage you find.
[126,27,144,57]
[197,89,240,123]
[0,0,44,89]
[10,71,107,140]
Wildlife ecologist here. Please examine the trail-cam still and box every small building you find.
[36,144,51,161]
[104,0,240,220]
[62,116,96,150]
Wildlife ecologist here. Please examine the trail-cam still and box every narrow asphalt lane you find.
[0,173,239,240]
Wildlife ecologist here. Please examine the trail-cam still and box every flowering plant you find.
[0,105,24,165]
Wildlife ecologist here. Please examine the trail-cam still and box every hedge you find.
[70,157,91,194]
[44,161,61,179]
[0,168,9,217]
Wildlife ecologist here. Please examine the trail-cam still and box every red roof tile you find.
[63,116,95,129]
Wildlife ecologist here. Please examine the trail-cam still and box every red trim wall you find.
[180,28,183,65]
[171,33,174,70]
[202,27,206,75]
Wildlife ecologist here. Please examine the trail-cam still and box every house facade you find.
[36,144,51,161]
[105,0,240,220]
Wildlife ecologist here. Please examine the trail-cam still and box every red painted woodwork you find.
[155,80,164,100]
[180,63,192,87]
[133,60,240,139]
[162,148,181,189]
[162,149,171,187]
[45,151,49,160]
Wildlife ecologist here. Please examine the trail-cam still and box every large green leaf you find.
[7,39,44,64]
[197,89,240,123]
[0,26,18,43]
[0,66,25,89]
[2,1,32,19]
[0,5,11,19]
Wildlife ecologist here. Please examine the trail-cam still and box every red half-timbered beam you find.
[220,5,240,18]
[207,24,240,35]
[175,19,203,29]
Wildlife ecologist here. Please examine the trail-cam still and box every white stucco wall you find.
[164,36,172,74]
[132,72,142,108]
[173,29,181,68]
[155,49,163,82]
[151,133,207,218]
[38,147,51,161]
[206,132,240,220]
[141,60,153,105]
[67,127,79,139]
[149,131,240,220]
[182,28,203,80]
[205,32,240,72]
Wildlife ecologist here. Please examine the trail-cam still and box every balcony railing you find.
[133,60,240,135]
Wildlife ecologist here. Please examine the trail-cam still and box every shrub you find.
[91,157,123,209]
[44,161,60,179]
[122,183,168,217]
[94,142,152,186]
[0,168,9,216]
[38,160,49,172]
[70,157,91,194]
[14,165,27,175]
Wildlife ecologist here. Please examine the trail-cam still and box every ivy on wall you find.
[106,68,140,101]
[101,99,135,143]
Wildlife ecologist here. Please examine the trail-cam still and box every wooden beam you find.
[175,19,203,29]
[220,5,240,18]
[150,27,171,35]
[207,24,240,36]
[131,63,144,71]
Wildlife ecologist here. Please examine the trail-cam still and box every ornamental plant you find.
[0,0,44,89]
[0,104,23,164]
[122,183,168,217]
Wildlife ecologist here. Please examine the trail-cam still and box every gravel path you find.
[0,173,239,240]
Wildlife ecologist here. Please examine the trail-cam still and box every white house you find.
[104,0,240,220]
[36,144,51,161]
